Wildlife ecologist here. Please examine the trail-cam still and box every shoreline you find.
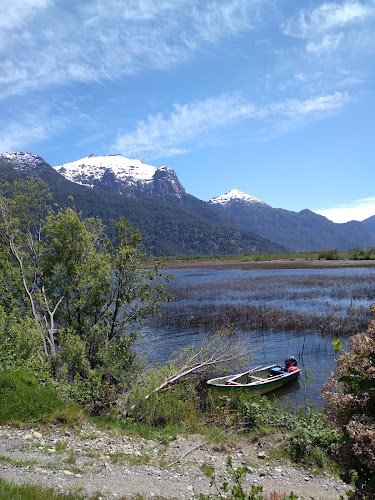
[161,258,375,270]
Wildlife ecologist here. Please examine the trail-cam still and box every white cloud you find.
[0,104,85,152]
[113,93,257,158]
[283,2,374,38]
[316,197,375,223]
[113,91,352,158]
[0,116,50,152]
[0,0,255,97]
[0,0,52,30]
[271,91,351,117]
[306,32,345,53]
[282,1,375,54]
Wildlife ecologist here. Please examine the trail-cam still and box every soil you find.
[161,259,375,271]
[0,424,351,499]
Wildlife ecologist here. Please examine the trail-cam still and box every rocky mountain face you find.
[54,154,185,199]
[208,190,375,251]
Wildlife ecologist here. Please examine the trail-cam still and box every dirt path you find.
[0,425,351,499]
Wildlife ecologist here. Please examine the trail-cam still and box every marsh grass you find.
[157,270,375,336]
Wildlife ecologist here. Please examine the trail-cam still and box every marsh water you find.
[135,266,375,408]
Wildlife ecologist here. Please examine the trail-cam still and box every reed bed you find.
[155,270,375,337]
[156,302,372,336]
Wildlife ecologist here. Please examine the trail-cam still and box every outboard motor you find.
[284,356,297,368]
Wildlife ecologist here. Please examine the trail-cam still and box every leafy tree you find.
[0,179,170,410]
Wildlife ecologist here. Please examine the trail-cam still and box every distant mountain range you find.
[1,152,374,255]
[0,152,283,256]
[208,189,375,252]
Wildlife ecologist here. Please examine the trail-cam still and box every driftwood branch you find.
[140,334,251,402]
[167,426,236,468]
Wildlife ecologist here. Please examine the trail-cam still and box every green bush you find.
[214,393,341,471]
[348,247,375,260]
[322,320,375,497]
[127,380,200,429]
[318,249,340,260]
[0,309,50,382]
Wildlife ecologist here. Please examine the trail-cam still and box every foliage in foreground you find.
[214,393,341,472]
[322,320,375,498]
[0,179,170,411]
[195,457,298,500]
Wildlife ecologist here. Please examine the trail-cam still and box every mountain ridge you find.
[208,190,375,251]
[54,154,185,199]
[1,151,374,253]
[0,152,284,256]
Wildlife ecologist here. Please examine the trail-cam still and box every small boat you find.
[206,364,301,395]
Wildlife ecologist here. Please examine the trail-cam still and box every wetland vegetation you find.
[155,268,375,337]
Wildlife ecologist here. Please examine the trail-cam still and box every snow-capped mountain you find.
[208,189,268,207]
[0,152,49,172]
[1,151,375,253]
[54,154,185,199]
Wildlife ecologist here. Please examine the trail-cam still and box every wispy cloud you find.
[0,115,50,152]
[0,0,255,98]
[0,103,87,153]
[282,1,375,54]
[113,93,257,158]
[113,91,352,158]
[283,1,374,38]
[316,197,375,223]
[0,0,52,30]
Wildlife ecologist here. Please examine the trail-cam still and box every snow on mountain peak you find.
[209,189,267,207]
[53,154,185,198]
[54,154,158,187]
[0,152,48,171]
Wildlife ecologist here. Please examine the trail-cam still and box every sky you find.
[0,0,374,223]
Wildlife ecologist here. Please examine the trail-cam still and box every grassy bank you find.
[155,248,375,266]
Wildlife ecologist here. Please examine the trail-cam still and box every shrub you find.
[213,393,341,471]
[322,320,375,497]
[318,249,340,260]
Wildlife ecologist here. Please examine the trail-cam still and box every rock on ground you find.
[0,425,351,499]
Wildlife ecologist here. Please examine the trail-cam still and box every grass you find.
[0,478,98,500]
[0,455,36,468]
[156,249,375,264]
[0,371,84,426]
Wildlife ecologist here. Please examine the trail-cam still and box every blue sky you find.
[1,0,374,222]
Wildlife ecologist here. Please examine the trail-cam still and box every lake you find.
[135,266,375,408]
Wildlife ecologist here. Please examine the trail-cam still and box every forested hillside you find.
[0,157,284,256]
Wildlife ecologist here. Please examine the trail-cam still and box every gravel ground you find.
[0,424,351,499]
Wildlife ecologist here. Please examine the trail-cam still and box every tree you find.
[0,179,170,409]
